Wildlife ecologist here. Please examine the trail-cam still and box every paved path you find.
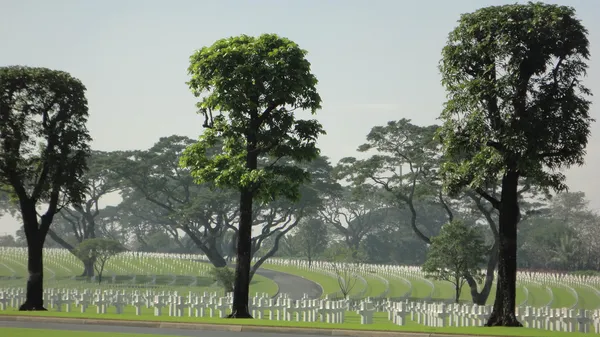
[230,264,323,300]
[0,321,326,337]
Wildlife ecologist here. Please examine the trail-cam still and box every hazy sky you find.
[1,0,599,236]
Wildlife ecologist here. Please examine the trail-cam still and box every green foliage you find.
[0,66,91,209]
[75,238,126,284]
[292,217,329,264]
[208,267,235,293]
[326,244,367,264]
[518,191,600,271]
[180,33,325,203]
[336,119,440,203]
[422,220,487,302]
[437,2,593,196]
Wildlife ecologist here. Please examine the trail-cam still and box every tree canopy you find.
[180,33,325,318]
[437,2,592,327]
[0,66,91,310]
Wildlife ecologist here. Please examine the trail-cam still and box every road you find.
[254,268,322,299]
[230,264,323,300]
[0,321,327,337]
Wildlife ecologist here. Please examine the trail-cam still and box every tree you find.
[111,136,235,267]
[0,234,18,247]
[292,217,329,267]
[437,3,592,326]
[518,191,599,271]
[318,184,389,255]
[46,151,122,277]
[75,238,126,284]
[180,33,323,318]
[422,220,487,303]
[336,119,440,243]
[208,266,235,293]
[0,66,91,310]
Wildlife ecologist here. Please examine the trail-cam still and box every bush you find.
[208,267,235,292]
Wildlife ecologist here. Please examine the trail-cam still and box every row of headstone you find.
[0,287,599,333]
[3,246,598,298]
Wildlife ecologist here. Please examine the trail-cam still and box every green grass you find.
[0,257,279,297]
[382,276,411,298]
[0,309,597,337]
[0,328,186,337]
[3,248,600,310]
[361,274,387,298]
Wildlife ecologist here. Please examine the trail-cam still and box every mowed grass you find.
[360,274,388,298]
[0,258,279,297]
[0,328,186,337]
[1,309,597,337]
[3,249,600,310]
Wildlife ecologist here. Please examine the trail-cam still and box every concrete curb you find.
[0,315,523,337]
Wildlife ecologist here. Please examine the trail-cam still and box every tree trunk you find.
[467,239,499,305]
[19,235,46,311]
[205,247,228,268]
[82,258,95,278]
[486,171,522,327]
[455,285,460,303]
[228,185,254,319]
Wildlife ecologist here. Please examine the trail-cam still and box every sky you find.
[1,0,599,236]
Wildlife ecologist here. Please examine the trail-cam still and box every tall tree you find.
[180,34,323,318]
[437,3,592,326]
[318,184,389,254]
[336,119,440,244]
[0,66,91,310]
[47,150,121,277]
[291,217,329,267]
[111,136,235,267]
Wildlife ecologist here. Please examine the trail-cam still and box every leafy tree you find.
[437,3,592,326]
[334,119,500,303]
[46,151,122,277]
[0,234,18,247]
[518,191,599,271]
[208,266,235,293]
[240,156,334,280]
[422,220,487,303]
[336,119,440,244]
[180,34,323,318]
[75,238,126,284]
[318,184,388,255]
[111,136,234,267]
[291,217,329,266]
[0,66,91,310]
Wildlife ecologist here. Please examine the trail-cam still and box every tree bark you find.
[19,240,46,310]
[466,239,499,305]
[205,247,228,268]
[455,285,460,303]
[486,171,522,327]
[82,259,95,278]
[19,207,49,311]
[47,229,96,277]
[228,186,254,319]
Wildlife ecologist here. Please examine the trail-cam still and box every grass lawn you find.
[0,310,596,337]
[360,274,388,298]
[0,328,185,337]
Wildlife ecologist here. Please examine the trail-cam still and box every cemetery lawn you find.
[0,328,185,337]
[0,310,595,337]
